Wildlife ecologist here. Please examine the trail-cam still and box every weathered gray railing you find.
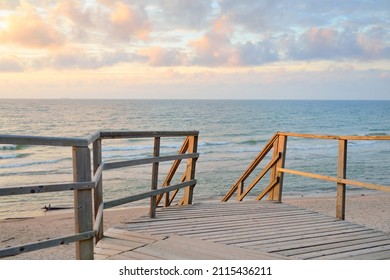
[0,131,199,259]
[222,132,390,220]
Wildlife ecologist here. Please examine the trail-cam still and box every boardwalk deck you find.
[96,201,390,260]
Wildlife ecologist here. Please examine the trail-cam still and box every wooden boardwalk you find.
[95,201,390,260]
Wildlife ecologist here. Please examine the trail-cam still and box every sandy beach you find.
[1,192,389,260]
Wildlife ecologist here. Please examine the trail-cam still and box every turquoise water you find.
[0,99,389,218]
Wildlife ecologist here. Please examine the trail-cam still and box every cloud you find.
[189,15,281,66]
[108,1,151,41]
[0,7,64,48]
[217,0,390,62]
[0,0,20,9]
[218,0,280,32]
[159,0,214,29]
[190,16,240,66]
[0,56,23,72]
[34,47,135,70]
[356,25,390,59]
[139,46,188,66]
[54,1,94,28]
[288,26,390,60]
[237,40,279,66]
[0,0,388,72]
[292,27,342,59]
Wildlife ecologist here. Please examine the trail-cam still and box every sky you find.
[0,0,389,99]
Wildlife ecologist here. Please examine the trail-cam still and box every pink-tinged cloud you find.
[139,46,187,66]
[109,1,151,41]
[357,33,385,58]
[290,26,390,60]
[55,1,94,28]
[295,27,340,59]
[305,28,338,48]
[0,10,64,48]
[190,16,239,66]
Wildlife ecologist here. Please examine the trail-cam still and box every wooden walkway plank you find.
[104,228,166,242]
[251,234,382,258]
[306,242,390,260]
[201,219,355,242]
[238,225,371,246]
[271,233,389,256]
[123,213,331,236]
[127,208,312,227]
[132,235,288,260]
[115,250,164,260]
[96,201,390,260]
[344,250,390,260]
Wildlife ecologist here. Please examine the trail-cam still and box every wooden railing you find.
[0,131,199,259]
[222,132,390,220]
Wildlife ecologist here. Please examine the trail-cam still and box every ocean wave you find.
[0,144,26,150]
[198,141,231,146]
[288,143,337,151]
[0,157,70,169]
[0,153,30,159]
[103,153,151,160]
[238,139,265,145]
[365,132,388,136]
[348,140,376,146]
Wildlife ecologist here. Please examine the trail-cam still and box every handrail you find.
[99,130,199,139]
[223,132,390,220]
[0,134,90,147]
[279,132,390,141]
[0,130,199,260]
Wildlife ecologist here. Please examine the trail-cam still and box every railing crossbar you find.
[278,167,390,192]
[0,230,96,258]
[104,179,197,209]
[0,181,94,196]
[103,153,199,170]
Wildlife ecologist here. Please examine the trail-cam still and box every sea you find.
[0,99,389,219]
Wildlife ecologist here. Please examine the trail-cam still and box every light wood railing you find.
[222,132,390,220]
[0,131,199,259]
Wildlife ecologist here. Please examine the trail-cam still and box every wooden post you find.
[72,146,94,260]
[336,139,347,220]
[150,137,160,218]
[93,139,103,242]
[183,135,198,205]
[270,135,287,202]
